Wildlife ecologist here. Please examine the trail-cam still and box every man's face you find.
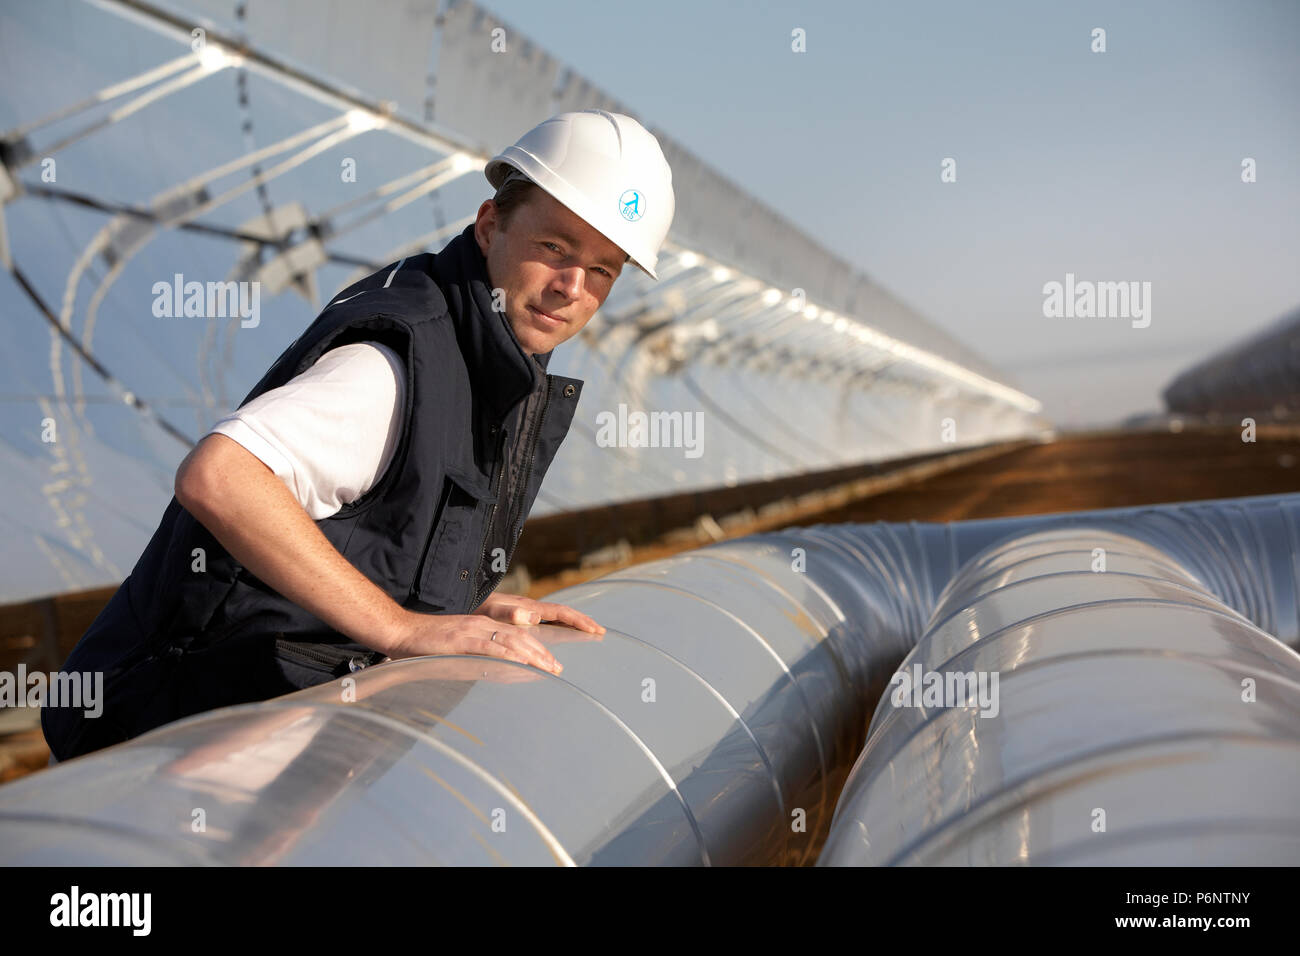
[474,188,626,355]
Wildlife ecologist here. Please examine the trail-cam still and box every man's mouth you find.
[528,305,567,327]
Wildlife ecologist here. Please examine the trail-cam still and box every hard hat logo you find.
[619,190,644,222]
[484,110,675,280]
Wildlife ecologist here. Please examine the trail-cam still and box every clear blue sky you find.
[483,0,1300,426]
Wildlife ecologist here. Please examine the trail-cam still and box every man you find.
[42,109,676,761]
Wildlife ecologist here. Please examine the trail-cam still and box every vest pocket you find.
[416,464,497,611]
[273,637,373,678]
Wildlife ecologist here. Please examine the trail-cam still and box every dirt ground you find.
[525,424,1300,595]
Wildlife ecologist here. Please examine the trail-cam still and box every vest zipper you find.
[504,374,553,571]
[467,421,509,612]
[274,637,358,671]
[469,374,553,611]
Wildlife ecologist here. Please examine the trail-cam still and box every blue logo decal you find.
[619,189,644,222]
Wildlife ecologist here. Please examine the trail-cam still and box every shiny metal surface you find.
[818,495,1300,865]
[4,492,1299,864]
[0,535,918,865]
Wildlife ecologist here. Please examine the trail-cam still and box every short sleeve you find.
[208,341,406,519]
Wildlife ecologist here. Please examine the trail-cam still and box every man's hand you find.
[385,611,563,675]
[472,592,606,635]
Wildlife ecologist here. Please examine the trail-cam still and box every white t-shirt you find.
[209,342,405,519]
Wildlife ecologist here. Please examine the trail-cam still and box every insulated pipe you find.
[817,501,1300,865]
[2,492,1298,865]
[0,538,914,866]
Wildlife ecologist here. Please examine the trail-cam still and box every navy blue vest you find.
[43,224,584,759]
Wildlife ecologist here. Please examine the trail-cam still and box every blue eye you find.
[542,240,612,278]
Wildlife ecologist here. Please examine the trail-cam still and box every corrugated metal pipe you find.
[1,492,1298,865]
[818,492,1300,865]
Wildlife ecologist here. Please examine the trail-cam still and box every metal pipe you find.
[3,492,1299,864]
[817,493,1300,865]
[0,537,911,865]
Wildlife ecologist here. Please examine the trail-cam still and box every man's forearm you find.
[174,433,407,655]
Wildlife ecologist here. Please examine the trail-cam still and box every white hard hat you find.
[485,110,675,280]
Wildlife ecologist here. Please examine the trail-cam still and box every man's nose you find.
[550,266,584,300]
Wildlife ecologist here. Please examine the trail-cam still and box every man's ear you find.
[473,199,499,256]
